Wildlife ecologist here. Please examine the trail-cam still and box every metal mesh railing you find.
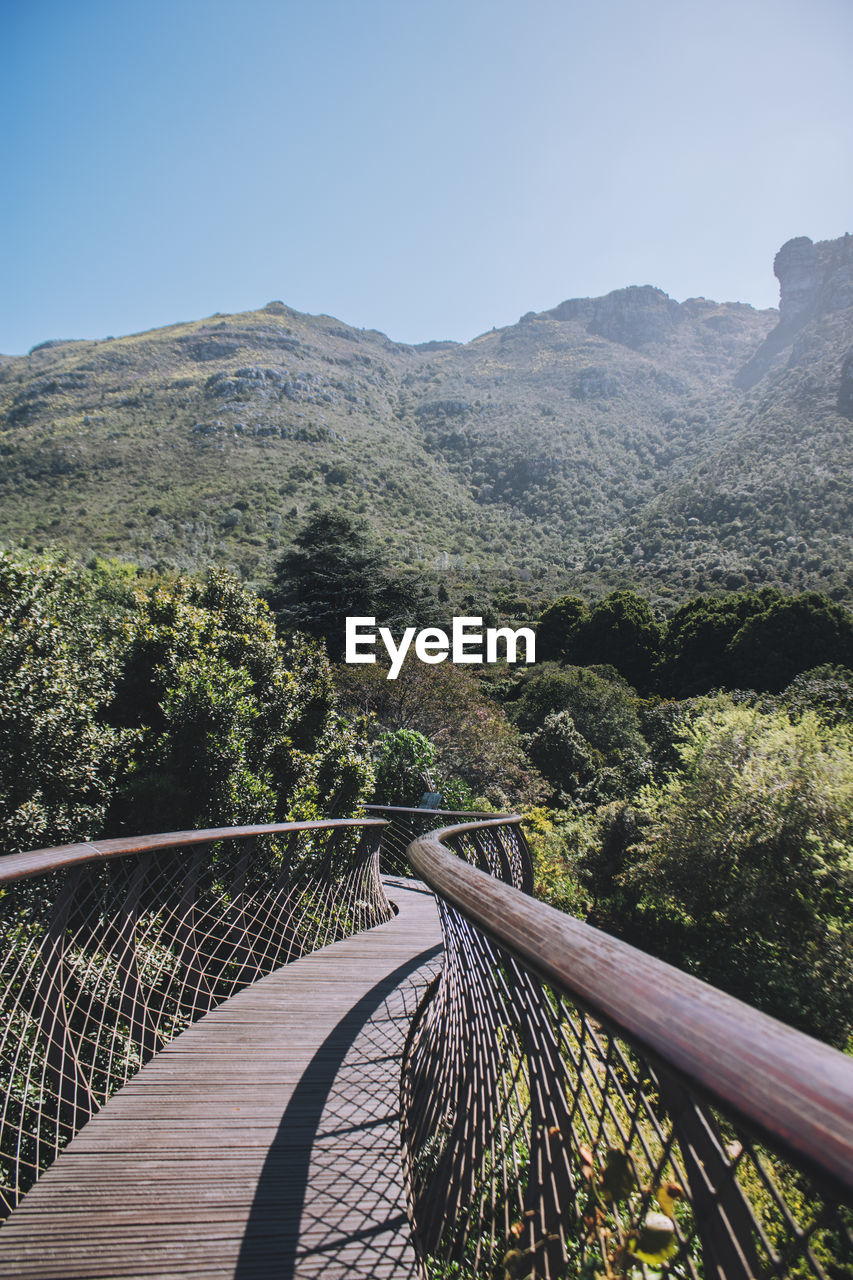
[402,817,853,1280]
[365,807,512,877]
[0,818,391,1217]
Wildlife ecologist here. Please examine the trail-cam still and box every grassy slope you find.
[1,270,850,606]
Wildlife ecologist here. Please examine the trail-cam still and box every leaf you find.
[628,1211,678,1265]
[599,1147,636,1203]
[654,1180,685,1216]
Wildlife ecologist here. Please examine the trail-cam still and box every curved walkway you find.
[0,878,442,1280]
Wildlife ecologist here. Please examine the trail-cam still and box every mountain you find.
[1,234,851,606]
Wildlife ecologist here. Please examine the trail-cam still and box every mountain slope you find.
[1,235,850,603]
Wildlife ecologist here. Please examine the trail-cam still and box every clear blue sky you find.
[3,0,852,354]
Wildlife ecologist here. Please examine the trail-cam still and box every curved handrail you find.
[365,804,511,876]
[0,818,386,884]
[409,818,853,1194]
[0,817,392,1216]
[404,816,853,1280]
[365,805,509,820]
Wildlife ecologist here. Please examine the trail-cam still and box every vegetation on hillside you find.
[2,492,852,1048]
[0,547,373,855]
[2,234,851,603]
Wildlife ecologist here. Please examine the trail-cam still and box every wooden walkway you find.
[0,878,442,1280]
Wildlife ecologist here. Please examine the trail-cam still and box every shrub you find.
[372,729,438,807]
[0,549,130,854]
[618,696,853,1046]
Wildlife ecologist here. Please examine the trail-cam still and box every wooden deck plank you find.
[0,878,441,1279]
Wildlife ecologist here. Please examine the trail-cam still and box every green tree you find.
[575,591,661,691]
[658,591,768,696]
[779,664,853,726]
[535,594,588,663]
[338,659,540,808]
[267,509,432,660]
[728,592,853,692]
[372,729,438,807]
[109,569,373,830]
[619,697,853,1046]
[524,710,599,808]
[0,549,129,854]
[510,663,649,800]
[269,510,384,651]
[659,589,853,696]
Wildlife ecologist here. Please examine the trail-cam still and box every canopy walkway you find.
[0,809,851,1279]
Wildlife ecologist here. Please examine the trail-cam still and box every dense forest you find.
[2,519,852,1051]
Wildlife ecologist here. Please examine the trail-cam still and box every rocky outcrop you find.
[573,367,621,400]
[774,233,853,326]
[736,232,853,388]
[548,285,682,349]
[588,285,682,348]
[773,237,821,324]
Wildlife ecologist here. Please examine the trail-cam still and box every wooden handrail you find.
[0,816,393,1215]
[0,818,387,884]
[364,804,509,819]
[408,818,853,1198]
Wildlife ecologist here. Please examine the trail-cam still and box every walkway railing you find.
[402,816,853,1280]
[365,806,511,876]
[0,818,390,1217]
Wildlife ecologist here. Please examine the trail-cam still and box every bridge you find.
[0,808,850,1278]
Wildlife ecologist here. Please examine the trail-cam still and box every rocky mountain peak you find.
[547,285,683,349]
[774,233,853,325]
[735,231,852,389]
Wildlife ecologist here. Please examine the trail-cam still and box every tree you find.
[0,549,129,854]
[108,569,374,831]
[524,710,599,808]
[372,729,438,807]
[338,659,542,808]
[727,592,853,692]
[780,664,853,726]
[659,589,853,696]
[617,696,853,1046]
[268,511,385,656]
[659,591,765,696]
[267,509,433,660]
[536,594,588,663]
[575,591,661,691]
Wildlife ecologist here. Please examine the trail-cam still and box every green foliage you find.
[614,697,853,1046]
[726,592,853,691]
[535,594,587,663]
[577,801,645,924]
[523,807,589,916]
[268,510,387,656]
[110,568,373,830]
[268,509,434,660]
[372,729,437,807]
[535,590,661,691]
[779,664,853,726]
[524,711,599,808]
[575,591,661,691]
[658,590,766,695]
[0,549,130,854]
[0,551,374,850]
[439,774,477,810]
[509,664,650,806]
[338,659,541,808]
[659,589,853,696]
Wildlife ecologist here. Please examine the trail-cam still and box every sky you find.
[2,0,852,355]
